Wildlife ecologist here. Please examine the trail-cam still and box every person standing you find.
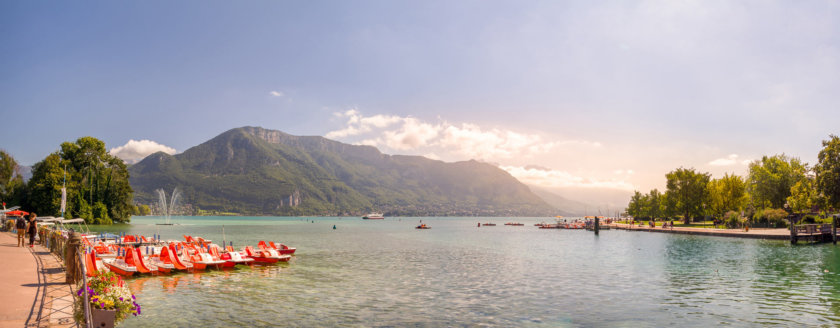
[15,215,27,247]
[27,213,37,247]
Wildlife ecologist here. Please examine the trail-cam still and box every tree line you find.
[627,135,840,227]
[0,137,134,224]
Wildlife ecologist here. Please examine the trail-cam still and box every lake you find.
[89,216,840,327]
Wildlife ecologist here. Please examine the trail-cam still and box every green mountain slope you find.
[129,126,555,216]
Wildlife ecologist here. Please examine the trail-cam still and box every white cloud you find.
[109,140,176,164]
[325,110,599,162]
[501,165,635,191]
[709,154,750,166]
[269,91,284,97]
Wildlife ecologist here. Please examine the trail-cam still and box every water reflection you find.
[104,217,840,327]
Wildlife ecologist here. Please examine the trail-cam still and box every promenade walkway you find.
[609,223,790,240]
[0,231,77,328]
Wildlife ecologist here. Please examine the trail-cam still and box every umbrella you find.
[5,210,29,217]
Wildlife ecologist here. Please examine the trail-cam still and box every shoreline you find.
[609,223,791,240]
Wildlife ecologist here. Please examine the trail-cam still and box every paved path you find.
[0,231,77,328]
[609,223,791,240]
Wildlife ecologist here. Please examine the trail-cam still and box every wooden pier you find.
[789,214,838,245]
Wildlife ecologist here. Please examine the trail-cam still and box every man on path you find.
[15,216,26,247]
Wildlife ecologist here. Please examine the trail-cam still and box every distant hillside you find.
[129,126,555,216]
[529,187,591,217]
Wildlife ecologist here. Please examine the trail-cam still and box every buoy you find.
[333,225,337,230]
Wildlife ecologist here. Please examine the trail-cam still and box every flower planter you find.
[91,308,116,328]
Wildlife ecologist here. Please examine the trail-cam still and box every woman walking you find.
[27,213,37,247]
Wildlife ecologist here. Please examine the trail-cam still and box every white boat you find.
[362,213,384,220]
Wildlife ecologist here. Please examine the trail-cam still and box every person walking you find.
[15,215,27,247]
[27,213,37,247]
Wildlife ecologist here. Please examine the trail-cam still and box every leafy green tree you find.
[815,135,840,210]
[665,167,711,224]
[137,204,151,216]
[92,202,112,224]
[646,189,663,219]
[26,137,133,224]
[0,150,25,206]
[747,154,808,209]
[787,178,816,214]
[27,153,64,216]
[627,191,646,218]
[61,137,133,223]
[707,173,748,217]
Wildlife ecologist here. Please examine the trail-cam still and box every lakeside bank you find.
[610,223,792,240]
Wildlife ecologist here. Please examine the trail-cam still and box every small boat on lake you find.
[483,223,496,226]
[505,222,525,226]
[220,246,254,266]
[363,213,385,220]
[245,245,291,263]
[416,224,431,229]
[266,241,297,255]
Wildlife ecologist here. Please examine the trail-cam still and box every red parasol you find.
[5,210,29,217]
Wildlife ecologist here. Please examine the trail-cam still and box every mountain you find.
[129,126,556,216]
[528,187,590,216]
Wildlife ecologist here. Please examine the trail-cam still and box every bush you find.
[724,211,741,229]
[764,208,788,228]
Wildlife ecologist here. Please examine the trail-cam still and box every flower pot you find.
[91,308,116,328]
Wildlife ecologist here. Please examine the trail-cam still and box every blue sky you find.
[2,1,839,207]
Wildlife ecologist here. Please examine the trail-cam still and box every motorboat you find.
[362,213,385,219]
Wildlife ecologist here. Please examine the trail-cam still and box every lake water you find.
[90,216,840,327]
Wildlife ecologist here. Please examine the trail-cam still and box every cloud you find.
[269,91,284,97]
[325,110,598,162]
[501,165,635,191]
[109,140,176,164]
[709,154,750,166]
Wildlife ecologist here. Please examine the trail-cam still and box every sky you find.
[2,1,839,208]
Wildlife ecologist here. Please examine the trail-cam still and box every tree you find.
[26,137,134,224]
[707,173,748,217]
[815,135,840,210]
[787,178,815,214]
[627,191,646,219]
[665,167,711,224]
[0,150,25,206]
[27,153,64,216]
[137,204,151,216]
[646,189,663,219]
[747,154,808,209]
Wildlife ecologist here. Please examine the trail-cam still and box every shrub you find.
[724,211,741,229]
[763,208,788,228]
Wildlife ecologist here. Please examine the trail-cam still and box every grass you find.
[616,220,723,229]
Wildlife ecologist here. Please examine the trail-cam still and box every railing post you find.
[65,231,82,284]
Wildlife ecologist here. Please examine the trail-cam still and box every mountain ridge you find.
[129,126,558,216]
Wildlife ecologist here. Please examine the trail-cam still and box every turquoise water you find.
[91,216,840,327]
